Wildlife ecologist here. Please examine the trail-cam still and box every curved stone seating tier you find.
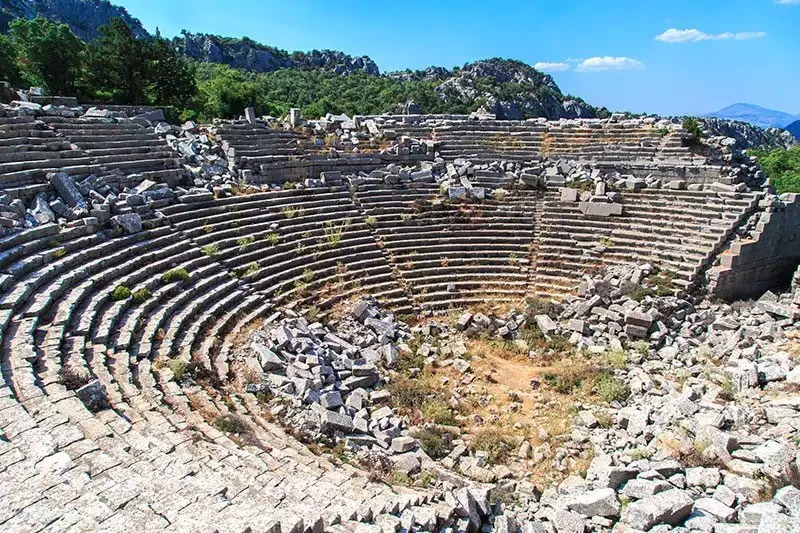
[354,183,537,311]
[0,114,99,196]
[532,188,758,299]
[0,199,453,530]
[43,117,184,188]
[163,187,413,317]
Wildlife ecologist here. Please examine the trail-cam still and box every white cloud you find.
[656,28,766,43]
[775,0,800,4]
[575,57,645,72]
[534,61,570,72]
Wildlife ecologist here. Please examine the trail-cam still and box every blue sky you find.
[114,0,800,116]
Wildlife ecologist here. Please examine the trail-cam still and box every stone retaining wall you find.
[710,194,800,300]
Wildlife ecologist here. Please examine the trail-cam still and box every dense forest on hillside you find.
[0,16,604,121]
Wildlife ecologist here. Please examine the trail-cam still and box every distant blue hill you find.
[705,103,800,130]
[786,120,800,140]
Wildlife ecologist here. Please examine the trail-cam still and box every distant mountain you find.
[705,103,800,130]
[786,120,800,140]
[0,0,148,40]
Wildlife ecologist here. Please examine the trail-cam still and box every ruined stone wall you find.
[710,194,800,300]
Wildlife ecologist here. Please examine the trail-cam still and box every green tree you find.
[0,34,22,86]
[196,64,261,118]
[145,37,197,108]
[8,17,84,94]
[86,17,149,104]
[751,146,800,194]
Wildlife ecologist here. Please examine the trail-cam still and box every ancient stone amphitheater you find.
[0,102,799,532]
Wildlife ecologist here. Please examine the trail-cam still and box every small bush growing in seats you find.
[132,288,152,304]
[322,219,350,248]
[237,235,255,250]
[52,247,67,259]
[162,268,189,283]
[214,414,249,435]
[365,216,377,227]
[471,427,512,464]
[413,427,450,459]
[167,358,190,381]
[265,232,279,246]
[111,285,131,301]
[594,371,631,403]
[422,399,457,425]
[282,206,301,218]
[202,243,219,257]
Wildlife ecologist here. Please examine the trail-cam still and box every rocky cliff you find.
[0,0,148,40]
[699,117,798,152]
[175,32,380,75]
[391,59,602,120]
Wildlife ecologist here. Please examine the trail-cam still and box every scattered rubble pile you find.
[239,300,448,473]
[233,265,800,531]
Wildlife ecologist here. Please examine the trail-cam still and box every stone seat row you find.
[532,188,756,298]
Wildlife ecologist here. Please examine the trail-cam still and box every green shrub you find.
[682,117,704,146]
[162,268,189,283]
[606,349,628,369]
[413,427,450,459]
[214,414,249,434]
[471,428,512,464]
[422,399,457,425]
[750,146,800,194]
[265,232,279,246]
[237,235,255,250]
[111,285,131,301]
[594,371,631,403]
[202,243,219,257]
[543,371,583,394]
[388,377,433,411]
[131,288,152,304]
[167,358,190,381]
[365,216,377,227]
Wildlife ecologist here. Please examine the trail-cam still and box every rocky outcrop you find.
[0,0,148,40]
[699,117,798,151]
[435,59,601,120]
[175,32,380,75]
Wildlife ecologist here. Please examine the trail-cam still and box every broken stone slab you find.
[578,201,623,217]
[76,379,109,412]
[561,188,579,202]
[313,405,354,433]
[566,488,621,517]
[535,315,558,336]
[49,172,87,209]
[111,213,142,234]
[621,489,693,530]
[253,343,283,371]
[29,194,55,225]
